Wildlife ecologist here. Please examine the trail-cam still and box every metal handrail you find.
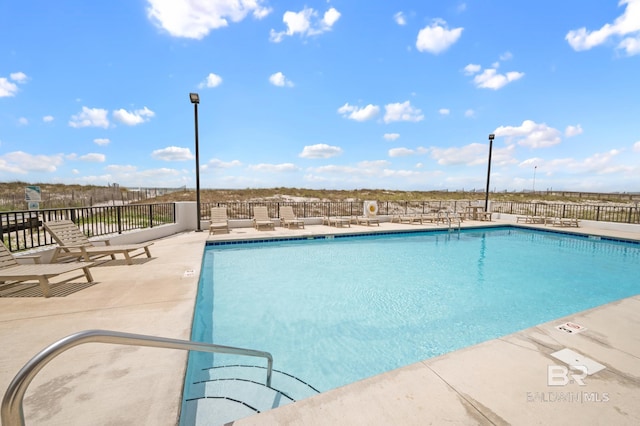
[1,329,273,426]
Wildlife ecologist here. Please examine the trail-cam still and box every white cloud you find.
[43,115,54,123]
[322,7,341,28]
[249,163,298,172]
[0,79,18,97]
[464,109,475,118]
[9,72,28,83]
[202,158,243,170]
[578,150,623,174]
[565,124,584,137]
[69,106,110,128]
[499,51,513,61]
[299,143,343,159]
[431,143,516,167]
[383,133,400,141]
[439,108,450,116]
[146,0,272,40]
[473,68,524,90]
[618,34,640,55]
[337,103,380,121]
[391,147,428,157]
[633,141,640,151]
[151,146,194,161]
[94,138,110,146]
[269,72,294,87]
[18,117,28,126]
[358,160,391,169]
[0,151,64,173]
[566,0,640,56]
[463,64,481,75]
[113,106,155,126]
[270,7,340,43]
[389,147,415,157]
[199,73,223,88]
[383,101,424,123]
[494,120,562,148]
[394,12,406,26]
[416,19,463,54]
[430,144,484,166]
[79,153,106,162]
[106,164,137,173]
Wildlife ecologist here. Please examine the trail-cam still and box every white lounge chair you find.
[279,206,304,229]
[324,216,351,227]
[44,220,153,265]
[209,207,230,234]
[253,206,275,230]
[0,241,94,298]
[551,217,580,227]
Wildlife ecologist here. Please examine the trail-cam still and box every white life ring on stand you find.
[364,200,378,217]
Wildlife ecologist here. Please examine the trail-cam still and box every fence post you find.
[117,206,122,234]
[149,204,154,228]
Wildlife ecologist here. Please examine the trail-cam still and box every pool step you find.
[181,365,320,425]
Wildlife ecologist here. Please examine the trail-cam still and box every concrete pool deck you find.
[1,219,639,425]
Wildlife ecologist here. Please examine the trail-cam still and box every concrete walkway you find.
[1,219,639,425]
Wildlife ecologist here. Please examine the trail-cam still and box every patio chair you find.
[0,241,94,298]
[253,206,275,230]
[356,200,380,226]
[551,217,580,227]
[279,206,305,229]
[324,216,351,227]
[356,215,380,226]
[390,210,422,224]
[209,207,230,235]
[43,220,153,265]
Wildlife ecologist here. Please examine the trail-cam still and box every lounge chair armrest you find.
[15,254,42,264]
[59,243,89,248]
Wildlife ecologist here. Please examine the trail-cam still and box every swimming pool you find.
[181,227,640,424]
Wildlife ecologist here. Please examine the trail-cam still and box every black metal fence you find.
[491,201,640,224]
[1,204,175,252]
[202,200,640,225]
[201,200,478,220]
[4,200,638,253]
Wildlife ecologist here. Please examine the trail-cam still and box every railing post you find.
[117,206,122,234]
[149,204,154,228]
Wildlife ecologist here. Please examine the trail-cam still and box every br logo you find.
[547,365,588,386]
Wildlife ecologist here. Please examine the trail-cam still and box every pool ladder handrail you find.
[445,212,462,231]
[1,329,273,426]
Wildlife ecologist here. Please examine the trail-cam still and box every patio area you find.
[1,218,639,425]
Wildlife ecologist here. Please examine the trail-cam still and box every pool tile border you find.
[205,225,640,247]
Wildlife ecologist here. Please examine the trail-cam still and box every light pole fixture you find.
[189,92,202,232]
[484,133,495,212]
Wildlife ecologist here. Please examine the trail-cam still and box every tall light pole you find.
[189,92,202,232]
[533,165,537,193]
[484,133,495,212]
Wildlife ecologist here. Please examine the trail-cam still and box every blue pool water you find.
[183,227,640,402]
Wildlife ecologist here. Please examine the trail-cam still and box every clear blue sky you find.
[1,0,639,192]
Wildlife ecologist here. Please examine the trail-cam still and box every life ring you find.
[364,200,378,216]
